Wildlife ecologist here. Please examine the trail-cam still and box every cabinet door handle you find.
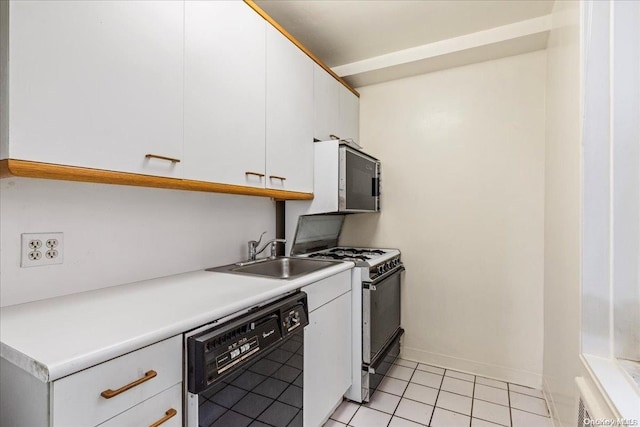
[149,408,177,427]
[269,175,287,181]
[245,171,265,178]
[145,154,181,163]
[329,134,340,140]
[100,370,157,399]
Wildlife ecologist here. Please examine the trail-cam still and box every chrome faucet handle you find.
[248,231,268,261]
[253,231,267,246]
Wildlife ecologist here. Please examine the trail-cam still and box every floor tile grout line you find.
[474,381,509,391]
[469,374,477,427]
[508,389,547,401]
[345,401,359,426]
[427,368,447,427]
[471,395,513,409]
[386,365,417,426]
[402,394,471,418]
[509,407,553,418]
[507,382,513,427]
[388,413,431,426]
[442,372,476,384]
[472,415,511,427]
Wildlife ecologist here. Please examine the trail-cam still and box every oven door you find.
[339,145,380,212]
[362,266,404,365]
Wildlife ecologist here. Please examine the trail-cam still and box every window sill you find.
[581,354,640,422]
[618,359,640,391]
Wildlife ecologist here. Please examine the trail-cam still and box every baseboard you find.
[401,345,543,389]
[543,377,562,427]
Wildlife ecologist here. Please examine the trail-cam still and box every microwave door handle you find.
[372,177,380,197]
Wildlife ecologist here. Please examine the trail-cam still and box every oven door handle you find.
[366,328,404,374]
[365,265,405,290]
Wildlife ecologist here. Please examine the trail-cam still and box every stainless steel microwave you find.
[338,143,381,212]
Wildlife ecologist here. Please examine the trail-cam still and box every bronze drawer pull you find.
[245,171,265,178]
[269,175,286,181]
[149,408,177,427]
[100,370,157,399]
[329,134,340,140]
[145,154,181,163]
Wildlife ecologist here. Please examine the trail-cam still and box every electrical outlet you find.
[21,233,64,267]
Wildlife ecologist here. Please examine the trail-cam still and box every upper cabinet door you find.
[183,1,266,188]
[338,85,360,145]
[8,1,184,177]
[313,64,340,142]
[265,26,314,193]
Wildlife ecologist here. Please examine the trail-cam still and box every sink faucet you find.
[248,231,286,261]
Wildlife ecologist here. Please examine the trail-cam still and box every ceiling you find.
[255,0,555,69]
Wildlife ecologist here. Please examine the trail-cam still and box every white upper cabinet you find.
[183,1,266,188]
[338,85,360,144]
[8,1,184,177]
[265,25,314,193]
[313,64,340,142]
[313,63,360,145]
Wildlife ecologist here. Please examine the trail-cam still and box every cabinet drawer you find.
[52,335,182,427]
[98,383,182,427]
[303,269,351,312]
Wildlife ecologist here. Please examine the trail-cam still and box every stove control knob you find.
[386,261,392,270]
[377,265,383,274]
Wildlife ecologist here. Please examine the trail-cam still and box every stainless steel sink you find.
[207,257,340,280]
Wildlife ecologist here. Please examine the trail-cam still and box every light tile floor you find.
[325,359,553,427]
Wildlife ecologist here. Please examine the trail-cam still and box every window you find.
[581,0,639,384]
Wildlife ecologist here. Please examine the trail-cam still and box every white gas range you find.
[291,216,405,403]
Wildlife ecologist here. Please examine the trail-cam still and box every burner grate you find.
[329,248,385,256]
[308,253,370,261]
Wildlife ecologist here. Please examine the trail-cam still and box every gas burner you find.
[329,248,386,256]
[308,252,370,261]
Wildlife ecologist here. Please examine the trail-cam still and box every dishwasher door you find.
[193,331,304,427]
[185,292,307,427]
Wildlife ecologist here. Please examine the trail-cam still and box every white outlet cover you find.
[21,233,64,267]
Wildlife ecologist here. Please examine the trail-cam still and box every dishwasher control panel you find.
[187,292,308,394]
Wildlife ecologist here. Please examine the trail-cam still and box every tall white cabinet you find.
[265,26,314,193]
[183,1,267,188]
[303,270,352,427]
[7,0,184,178]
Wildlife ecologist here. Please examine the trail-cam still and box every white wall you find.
[542,1,582,426]
[0,178,275,307]
[340,51,546,387]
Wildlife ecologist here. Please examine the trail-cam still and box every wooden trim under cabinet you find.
[0,159,313,200]
[243,0,359,98]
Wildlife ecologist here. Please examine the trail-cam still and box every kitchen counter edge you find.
[0,261,354,383]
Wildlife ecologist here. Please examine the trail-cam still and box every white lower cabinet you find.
[52,335,182,427]
[303,270,352,426]
[0,335,183,427]
[98,383,182,427]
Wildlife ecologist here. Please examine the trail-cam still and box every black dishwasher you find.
[185,292,308,427]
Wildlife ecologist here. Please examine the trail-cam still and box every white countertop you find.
[0,262,353,383]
